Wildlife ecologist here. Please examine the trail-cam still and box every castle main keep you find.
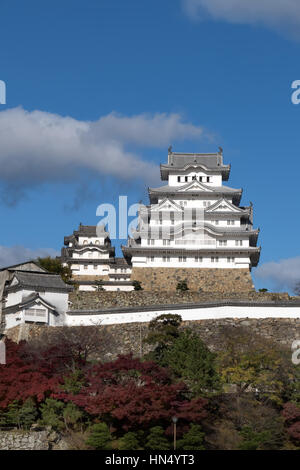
[122,148,261,292]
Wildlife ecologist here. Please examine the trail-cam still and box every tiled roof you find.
[0,261,47,273]
[149,183,241,193]
[164,152,227,169]
[7,271,72,292]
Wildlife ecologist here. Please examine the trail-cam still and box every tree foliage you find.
[145,426,170,450]
[118,432,141,450]
[176,281,189,291]
[144,314,182,364]
[37,256,72,283]
[85,423,112,450]
[217,326,292,404]
[55,354,208,433]
[177,424,205,450]
[163,330,221,396]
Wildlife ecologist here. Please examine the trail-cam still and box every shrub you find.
[132,280,143,291]
[176,281,189,291]
[85,423,112,450]
[145,426,170,450]
[177,424,205,450]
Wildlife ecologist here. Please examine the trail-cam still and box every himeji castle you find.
[122,148,261,291]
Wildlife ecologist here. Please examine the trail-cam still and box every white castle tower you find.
[122,148,260,291]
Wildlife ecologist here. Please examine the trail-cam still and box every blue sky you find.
[0,0,300,292]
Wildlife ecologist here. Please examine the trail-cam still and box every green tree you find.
[63,403,84,431]
[163,330,221,396]
[18,398,38,430]
[37,256,72,283]
[177,424,205,450]
[61,370,85,394]
[4,399,38,429]
[39,398,65,431]
[85,423,112,450]
[217,326,292,404]
[118,432,141,450]
[176,280,189,291]
[144,314,182,364]
[145,426,170,450]
[5,401,21,428]
[132,280,143,291]
[238,426,274,450]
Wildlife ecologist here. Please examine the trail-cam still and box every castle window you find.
[195,256,203,262]
[211,257,219,263]
[227,220,235,225]
[235,240,243,246]
[206,177,210,182]
[93,265,97,270]
[95,240,100,245]
[185,176,188,182]
[177,176,180,182]
[215,220,219,225]
[199,176,203,182]
[219,240,227,246]
[84,265,88,270]
[163,239,170,246]
[227,257,235,263]
[83,240,88,245]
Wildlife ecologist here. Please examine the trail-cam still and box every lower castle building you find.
[61,224,133,291]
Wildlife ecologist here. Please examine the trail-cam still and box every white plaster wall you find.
[72,251,109,259]
[71,264,110,275]
[65,305,300,327]
[78,236,106,245]
[131,255,251,268]
[78,284,133,292]
[168,172,222,187]
[5,311,24,329]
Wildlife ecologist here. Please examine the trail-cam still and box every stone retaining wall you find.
[130,267,255,292]
[68,290,291,311]
[0,429,59,450]
[6,318,300,359]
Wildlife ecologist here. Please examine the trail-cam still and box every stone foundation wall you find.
[130,267,254,292]
[68,290,290,311]
[6,318,300,360]
[0,428,60,450]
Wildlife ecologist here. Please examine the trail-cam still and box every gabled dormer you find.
[205,198,248,214]
[151,198,183,212]
[177,180,215,193]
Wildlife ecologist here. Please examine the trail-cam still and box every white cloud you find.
[0,107,204,194]
[0,245,59,269]
[255,256,300,292]
[182,0,300,36]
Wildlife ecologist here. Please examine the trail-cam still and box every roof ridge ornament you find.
[168,145,174,165]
